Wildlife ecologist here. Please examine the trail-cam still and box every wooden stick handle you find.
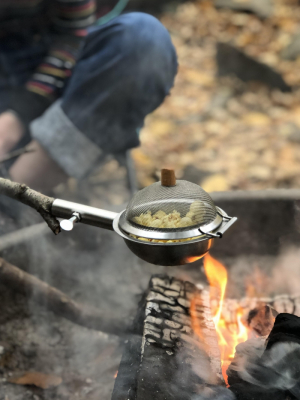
[161,169,176,187]
[0,177,60,235]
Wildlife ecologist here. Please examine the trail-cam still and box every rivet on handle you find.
[60,212,81,231]
[161,169,176,187]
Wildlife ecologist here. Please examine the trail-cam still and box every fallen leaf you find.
[182,69,215,87]
[131,149,153,168]
[201,174,230,192]
[290,106,300,127]
[248,165,272,180]
[148,119,176,137]
[243,113,271,126]
[9,372,62,389]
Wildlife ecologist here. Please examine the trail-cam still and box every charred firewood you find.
[266,313,300,350]
[0,257,128,336]
[229,383,288,400]
[221,295,300,334]
[227,338,288,400]
[112,275,222,400]
[247,305,278,337]
[227,314,300,400]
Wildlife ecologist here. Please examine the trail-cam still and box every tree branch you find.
[0,223,49,252]
[0,177,60,235]
[0,146,35,164]
[0,257,128,336]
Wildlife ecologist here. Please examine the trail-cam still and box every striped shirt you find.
[0,0,96,101]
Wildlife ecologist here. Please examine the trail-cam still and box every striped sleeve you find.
[53,0,97,35]
[26,0,96,101]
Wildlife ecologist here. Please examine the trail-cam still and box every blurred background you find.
[93,0,300,195]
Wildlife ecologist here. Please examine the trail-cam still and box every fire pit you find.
[112,258,300,400]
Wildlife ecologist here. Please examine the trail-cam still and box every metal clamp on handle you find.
[199,216,238,239]
[52,199,118,231]
[198,228,222,238]
[60,212,81,231]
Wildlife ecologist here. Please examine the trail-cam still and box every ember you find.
[247,304,278,337]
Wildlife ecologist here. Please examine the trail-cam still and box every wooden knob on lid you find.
[161,169,176,187]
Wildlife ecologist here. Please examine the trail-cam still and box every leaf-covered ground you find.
[132,0,300,191]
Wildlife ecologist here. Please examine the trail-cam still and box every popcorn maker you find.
[52,169,237,266]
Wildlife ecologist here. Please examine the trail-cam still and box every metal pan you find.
[52,199,237,266]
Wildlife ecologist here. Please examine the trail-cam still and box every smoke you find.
[271,247,300,296]
[192,386,236,400]
[221,246,300,299]
[233,341,300,398]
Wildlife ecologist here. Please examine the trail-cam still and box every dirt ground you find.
[132,0,300,192]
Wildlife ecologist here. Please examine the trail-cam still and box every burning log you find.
[220,295,300,334]
[0,257,128,336]
[112,275,223,400]
[247,305,278,337]
[227,314,300,400]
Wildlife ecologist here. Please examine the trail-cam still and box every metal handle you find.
[60,212,81,231]
[216,216,238,238]
[199,207,237,238]
[52,199,118,231]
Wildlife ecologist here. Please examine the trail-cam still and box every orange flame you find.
[203,254,249,384]
[204,254,228,346]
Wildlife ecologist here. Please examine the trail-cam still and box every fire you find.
[203,254,249,383]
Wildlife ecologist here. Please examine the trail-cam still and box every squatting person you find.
[0,0,178,192]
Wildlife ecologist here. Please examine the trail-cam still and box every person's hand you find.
[0,111,24,156]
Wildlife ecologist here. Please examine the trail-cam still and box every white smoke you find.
[235,341,300,397]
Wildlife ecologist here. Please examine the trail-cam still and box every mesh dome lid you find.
[119,170,221,238]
